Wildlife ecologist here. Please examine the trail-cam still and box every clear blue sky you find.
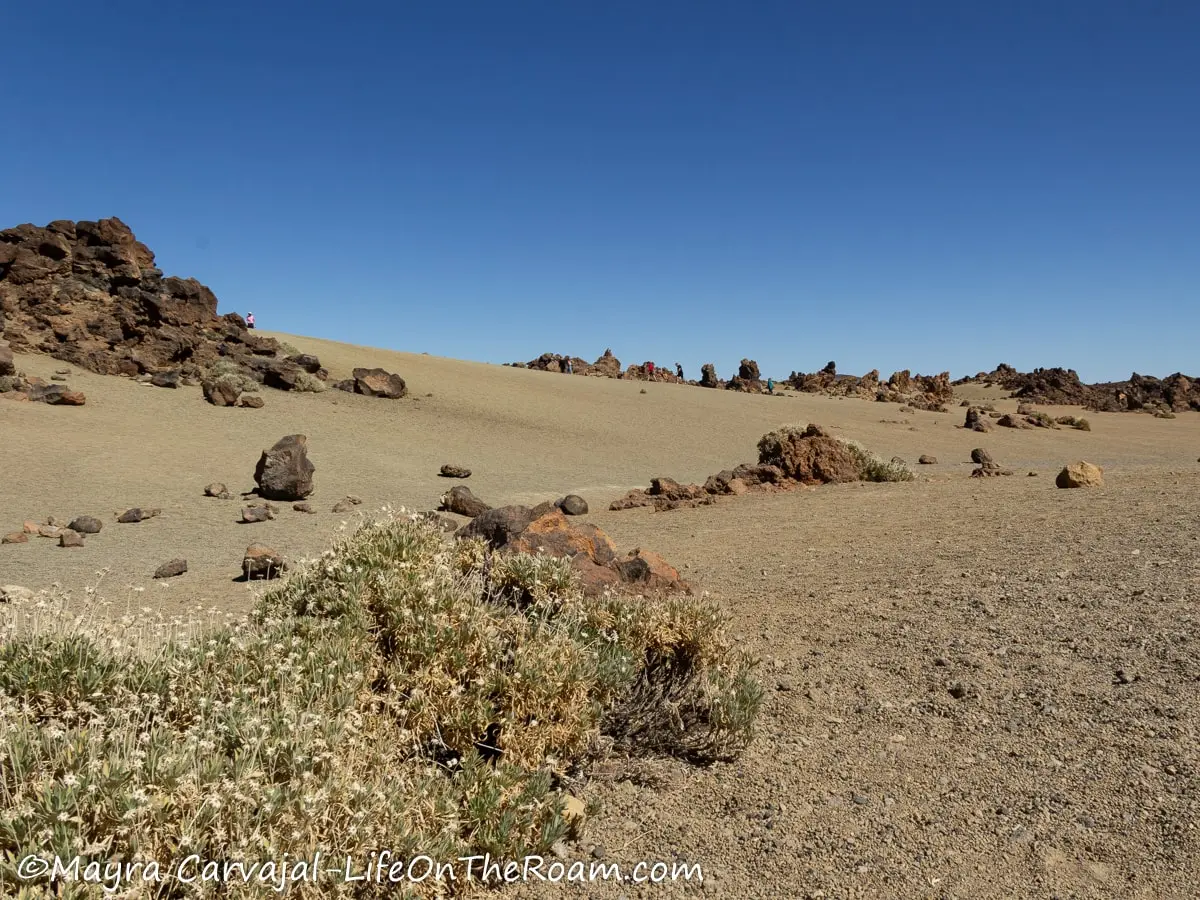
[4,1,1197,382]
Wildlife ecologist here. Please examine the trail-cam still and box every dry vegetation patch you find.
[0,513,761,897]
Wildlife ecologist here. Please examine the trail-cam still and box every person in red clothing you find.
[646,361,655,380]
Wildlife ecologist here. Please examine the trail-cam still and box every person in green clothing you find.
[766,377,775,394]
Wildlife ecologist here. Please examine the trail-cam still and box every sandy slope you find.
[3,333,1200,898]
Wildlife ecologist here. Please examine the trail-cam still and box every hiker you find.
[564,360,573,374]
[646,361,655,380]
[766,377,775,395]
[246,312,256,329]
[676,362,684,380]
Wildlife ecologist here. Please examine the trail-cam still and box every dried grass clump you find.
[1055,415,1092,431]
[840,439,916,482]
[293,371,328,393]
[1,514,760,896]
[204,358,259,393]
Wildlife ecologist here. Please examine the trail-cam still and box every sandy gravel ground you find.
[3,333,1199,898]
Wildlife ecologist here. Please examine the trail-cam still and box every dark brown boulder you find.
[204,482,231,498]
[202,379,241,407]
[288,354,322,374]
[68,516,102,534]
[0,343,14,377]
[456,505,537,548]
[239,395,264,409]
[154,559,188,578]
[253,434,315,501]
[557,494,588,515]
[440,485,490,518]
[439,464,472,478]
[964,407,992,432]
[150,370,180,388]
[243,544,284,580]
[699,363,720,388]
[351,367,407,398]
[970,448,993,465]
[918,455,938,465]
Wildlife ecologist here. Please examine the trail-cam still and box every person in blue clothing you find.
[766,377,775,394]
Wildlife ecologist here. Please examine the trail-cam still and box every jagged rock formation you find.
[957,364,1200,413]
[0,217,330,392]
[786,362,952,411]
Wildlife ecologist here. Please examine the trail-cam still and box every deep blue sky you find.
[4,1,1197,382]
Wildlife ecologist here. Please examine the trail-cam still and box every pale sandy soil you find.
[3,333,1199,898]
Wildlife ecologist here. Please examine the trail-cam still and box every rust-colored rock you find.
[350,367,407,398]
[2,532,28,544]
[243,544,284,580]
[508,510,617,566]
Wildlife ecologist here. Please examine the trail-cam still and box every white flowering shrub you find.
[0,514,760,897]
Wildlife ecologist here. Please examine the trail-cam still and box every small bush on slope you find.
[0,513,760,897]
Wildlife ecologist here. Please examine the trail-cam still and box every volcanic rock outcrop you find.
[0,217,347,395]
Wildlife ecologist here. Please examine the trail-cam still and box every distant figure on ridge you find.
[766,377,775,395]
[646,361,655,380]
[564,360,573,374]
[246,312,256,329]
[676,362,684,380]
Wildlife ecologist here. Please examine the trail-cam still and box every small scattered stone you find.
[776,677,795,692]
[55,368,71,375]
[59,529,84,548]
[293,502,315,513]
[852,794,870,806]
[239,395,264,409]
[51,374,67,382]
[68,516,103,534]
[948,681,969,699]
[331,497,363,513]
[590,844,606,860]
[204,482,229,498]
[2,532,28,544]
[118,508,161,524]
[918,455,937,465]
[38,525,62,538]
[22,521,39,534]
[1,585,35,602]
[1114,669,1137,685]
[154,558,188,578]
[241,505,275,523]
[557,494,589,516]
[439,464,472,478]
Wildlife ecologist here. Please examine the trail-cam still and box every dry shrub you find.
[293,371,328,393]
[1,513,760,897]
[204,358,259,393]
